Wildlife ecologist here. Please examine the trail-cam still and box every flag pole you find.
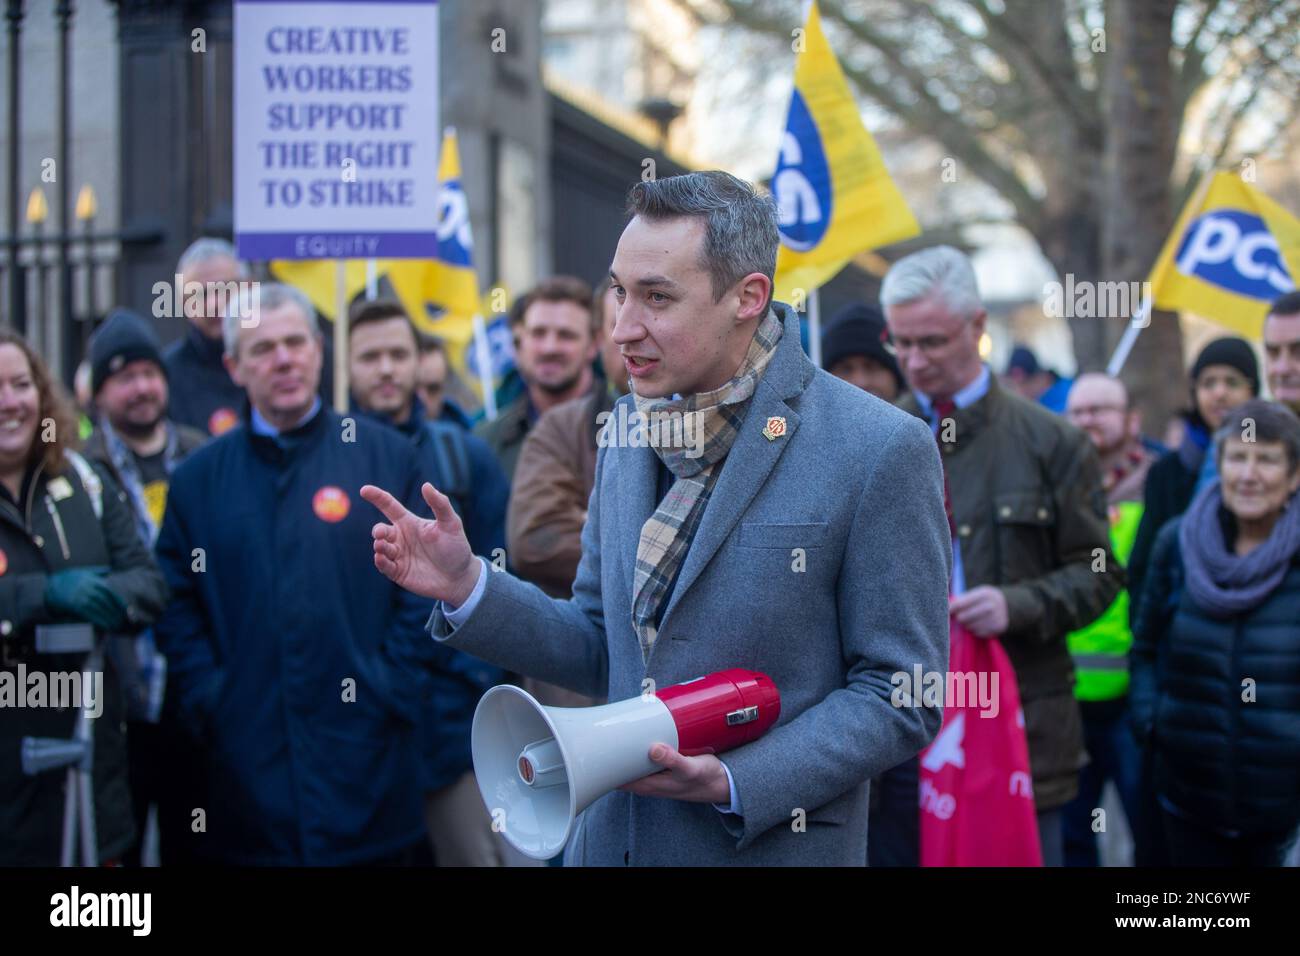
[1105,164,1217,377]
[472,313,498,421]
[797,0,819,369]
[808,286,823,368]
[1105,300,1149,377]
[800,0,820,373]
[334,260,348,412]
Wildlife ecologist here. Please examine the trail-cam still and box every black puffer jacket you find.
[1130,517,1300,836]
[1127,428,1205,614]
[0,454,168,864]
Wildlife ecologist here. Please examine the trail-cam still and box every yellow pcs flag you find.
[424,128,481,323]
[271,128,515,405]
[425,129,518,405]
[771,0,920,303]
[1148,171,1299,337]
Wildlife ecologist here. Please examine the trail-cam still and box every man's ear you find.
[223,351,243,387]
[308,332,325,381]
[1126,409,1142,441]
[735,273,771,323]
[970,308,988,340]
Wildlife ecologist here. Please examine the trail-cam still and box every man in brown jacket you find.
[476,277,600,483]
[506,282,625,707]
[507,282,623,597]
[882,246,1121,866]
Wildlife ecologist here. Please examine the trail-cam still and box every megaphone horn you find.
[471,668,780,860]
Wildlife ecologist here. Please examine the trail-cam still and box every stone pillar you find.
[115,0,232,342]
[440,0,550,297]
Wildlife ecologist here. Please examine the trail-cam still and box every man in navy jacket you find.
[154,283,437,865]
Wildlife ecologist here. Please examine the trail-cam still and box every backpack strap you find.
[424,422,472,501]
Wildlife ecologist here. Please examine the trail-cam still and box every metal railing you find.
[0,224,161,383]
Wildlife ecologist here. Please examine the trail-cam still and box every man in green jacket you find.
[883,247,1122,866]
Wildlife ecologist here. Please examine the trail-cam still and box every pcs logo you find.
[772,90,832,252]
[435,180,473,267]
[1174,210,1295,300]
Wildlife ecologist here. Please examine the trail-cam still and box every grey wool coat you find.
[428,303,951,866]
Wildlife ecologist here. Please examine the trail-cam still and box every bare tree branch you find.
[969,0,1101,136]
[714,0,1044,225]
[1176,0,1229,104]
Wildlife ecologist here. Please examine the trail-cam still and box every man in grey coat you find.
[362,171,951,866]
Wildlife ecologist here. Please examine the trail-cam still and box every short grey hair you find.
[178,237,249,279]
[1214,398,1300,475]
[880,245,983,320]
[223,282,317,357]
[626,171,778,306]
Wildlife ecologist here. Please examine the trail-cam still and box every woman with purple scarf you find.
[1131,399,1300,866]
[1128,337,1260,607]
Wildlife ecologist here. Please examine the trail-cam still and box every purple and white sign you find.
[234,0,440,260]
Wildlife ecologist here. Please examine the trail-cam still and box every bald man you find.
[1061,372,1153,867]
[1065,374,1152,503]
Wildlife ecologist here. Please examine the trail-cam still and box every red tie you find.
[931,398,956,539]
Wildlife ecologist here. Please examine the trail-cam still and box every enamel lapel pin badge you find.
[762,416,787,441]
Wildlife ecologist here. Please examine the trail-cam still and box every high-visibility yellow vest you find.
[1068,500,1143,701]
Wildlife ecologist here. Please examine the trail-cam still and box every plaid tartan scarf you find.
[629,307,784,661]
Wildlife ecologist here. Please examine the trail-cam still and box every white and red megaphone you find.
[471,668,780,860]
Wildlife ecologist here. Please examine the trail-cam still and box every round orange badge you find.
[208,407,239,436]
[0,548,7,576]
[312,486,351,523]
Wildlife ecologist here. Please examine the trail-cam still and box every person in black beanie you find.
[90,308,164,394]
[821,301,912,866]
[1131,337,1261,599]
[84,306,209,866]
[1126,334,1258,867]
[822,302,906,401]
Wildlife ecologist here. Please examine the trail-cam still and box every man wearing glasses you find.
[1060,373,1154,866]
[882,247,1122,867]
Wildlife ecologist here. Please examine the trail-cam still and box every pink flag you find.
[919,620,1042,866]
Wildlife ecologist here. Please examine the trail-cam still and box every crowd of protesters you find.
[2,208,1299,867]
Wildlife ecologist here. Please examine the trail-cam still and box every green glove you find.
[44,568,128,632]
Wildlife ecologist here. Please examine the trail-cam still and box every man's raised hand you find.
[360,482,481,605]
